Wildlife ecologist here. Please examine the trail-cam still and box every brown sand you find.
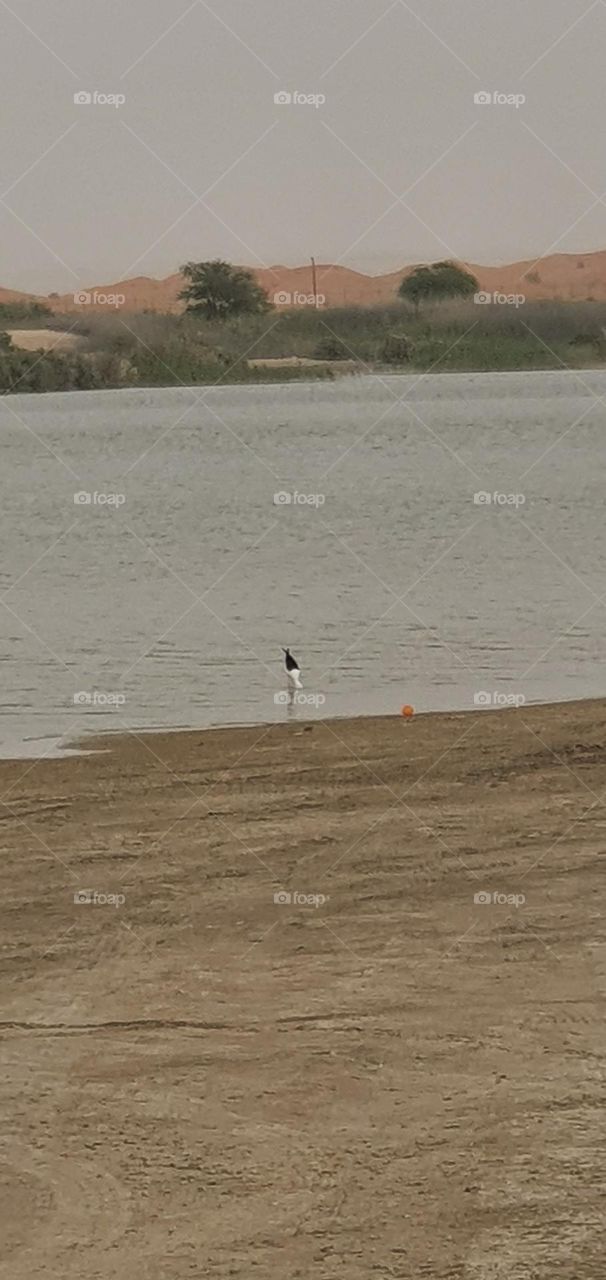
[5,248,606,315]
[247,356,358,371]
[1,701,605,1278]
[6,330,84,353]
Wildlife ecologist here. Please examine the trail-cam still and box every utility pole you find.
[311,256,319,307]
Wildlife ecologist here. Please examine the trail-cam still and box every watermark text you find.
[274,890,328,907]
[474,491,525,507]
[474,691,525,708]
[74,90,126,109]
[274,490,325,508]
[74,889,126,907]
[473,90,525,109]
[474,890,525,907]
[73,690,126,707]
[274,91,326,109]
[74,491,126,507]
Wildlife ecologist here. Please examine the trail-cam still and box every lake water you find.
[1,369,605,757]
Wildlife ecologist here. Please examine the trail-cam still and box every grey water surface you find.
[1,369,604,756]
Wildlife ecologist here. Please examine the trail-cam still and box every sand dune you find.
[4,249,606,315]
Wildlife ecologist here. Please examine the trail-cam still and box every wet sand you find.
[1,700,605,1278]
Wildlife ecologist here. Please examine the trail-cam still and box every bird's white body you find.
[283,648,303,693]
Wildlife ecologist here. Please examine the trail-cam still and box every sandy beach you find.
[1,700,605,1278]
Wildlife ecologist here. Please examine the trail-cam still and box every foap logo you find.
[473,90,525,109]
[74,491,126,507]
[74,290,126,308]
[74,889,126,907]
[473,491,525,508]
[273,491,325,508]
[73,691,126,707]
[474,890,525,908]
[273,90,326,109]
[74,90,126,109]
[274,691,326,708]
[273,290,325,307]
[273,890,328,907]
[474,691,525,708]
[474,290,525,308]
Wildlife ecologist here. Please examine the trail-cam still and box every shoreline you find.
[2,697,605,1273]
[3,363,606,399]
[8,690,603,765]
[10,690,606,762]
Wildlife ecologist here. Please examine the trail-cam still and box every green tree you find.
[179,260,270,321]
[398,261,479,313]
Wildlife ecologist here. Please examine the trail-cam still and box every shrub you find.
[313,335,351,360]
[380,332,413,364]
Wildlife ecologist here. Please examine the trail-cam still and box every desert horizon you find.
[5,245,606,313]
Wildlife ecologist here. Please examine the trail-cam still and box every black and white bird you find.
[282,647,302,690]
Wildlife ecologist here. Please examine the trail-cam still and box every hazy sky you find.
[1,0,604,291]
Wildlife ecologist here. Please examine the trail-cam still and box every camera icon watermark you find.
[74,491,126,507]
[73,690,126,707]
[474,889,525,907]
[473,90,525,109]
[273,890,328,907]
[73,90,126,109]
[273,290,325,307]
[74,290,125,308]
[473,691,525,709]
[273,490,325,508]
[474,290,525,308]
[73,889,126,907]
[473,491,525,508]
[274,691,325,708]
[273,90,326,109]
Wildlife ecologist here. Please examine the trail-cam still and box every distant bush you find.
[380,332,413,364]
[179,260,271,321]
[3,293,606,392]
[399,261,478,310]
[0,300,52,325]
[313,335,351,360]
[0,342,107,393]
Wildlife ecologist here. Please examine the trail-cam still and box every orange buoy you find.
[400,704,414,718]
